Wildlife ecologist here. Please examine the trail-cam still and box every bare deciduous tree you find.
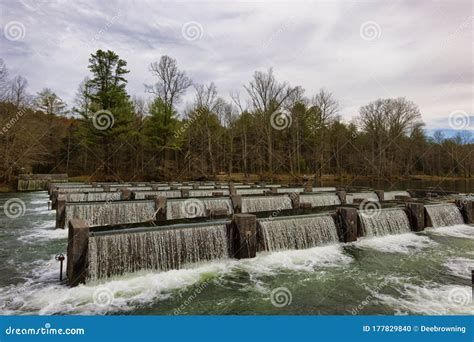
[9,75,30,107]
[145,56,192,109]
[244,68,298,174]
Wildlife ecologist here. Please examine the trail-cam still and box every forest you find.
[0,50,472,186]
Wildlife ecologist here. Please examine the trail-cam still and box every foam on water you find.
[355,233,437,254]
[443,258,474,280]
[240,245,352,276]
[18,222,67,243]
[425,224,474,239]
[374,282,473,315]
[0,244,351,315]
[30,199,48,205]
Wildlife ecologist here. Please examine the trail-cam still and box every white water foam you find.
[426,225,474,240]
[374,282,473,315]
[17,220,67,243]
[239,245,352,276]
[30,199,49,205]
[355,233,437,254]
[443,258,474,280]
[0,245,351,315]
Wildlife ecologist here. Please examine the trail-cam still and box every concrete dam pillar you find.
[229,182,236,196]
[56,199,66,229]
[405,202,425,231]
[336,190,347,205]
[181,189,189,198]
[67,219,89,287]
[231,195,242,214]
[230,214,257,259]
[456,199,474,224]
[153,197,167,221]
[289,193,300,209]
[375,190,384,201]
[336,207,358,242]
[120,188,133,200]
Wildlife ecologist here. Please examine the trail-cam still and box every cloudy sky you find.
[1,0,472,133]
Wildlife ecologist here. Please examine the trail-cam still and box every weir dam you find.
[28,180,474,287]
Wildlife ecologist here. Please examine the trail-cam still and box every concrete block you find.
[231,195,242,214]
[120,188,133,200]
[405,202,425,231]
[336,191,346,205]
[336,207,358,242]
[456,199,474,224]
[181,189,189,198]
[56,200,66,229]
[375,190,384,201]
[230,214,257,259]
[67,219,89,287]
[153,197,167,221]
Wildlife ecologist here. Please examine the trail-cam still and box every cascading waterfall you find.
[199,185,216,190]
[64,201,156,228]
[236,189,267,195]
[18,179,48,191]
[425,204,464,227]
[241,196,292,213]
[110,186,153,191]
[312,187,337,192]
[63,191,122,203]
[133,190,181,199]
[276,188,304,193]
[58,187,104,193]
[87,224,229,280]
[300,194,341,207]
[359,208,411,237]
[189,189,230,197]
[259,215,339,251]
[166,198,233,220]
[384,191,411,201]
[346,192,379,204]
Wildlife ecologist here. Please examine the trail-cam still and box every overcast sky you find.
[1,0,472,133]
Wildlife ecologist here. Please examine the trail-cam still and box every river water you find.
[0,191,472,315]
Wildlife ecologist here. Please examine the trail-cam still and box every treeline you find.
[0,51,472,183]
